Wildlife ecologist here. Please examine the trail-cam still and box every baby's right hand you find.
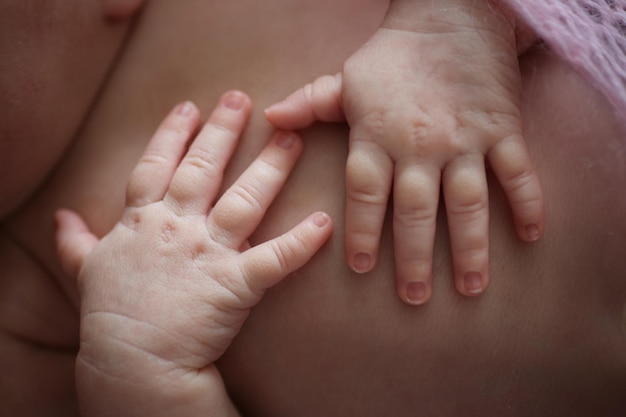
[55,92,332,416]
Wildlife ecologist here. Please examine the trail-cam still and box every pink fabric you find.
[503,0,626,120]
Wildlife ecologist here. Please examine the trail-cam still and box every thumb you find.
[265,73,345,129]
[54,209,99,279]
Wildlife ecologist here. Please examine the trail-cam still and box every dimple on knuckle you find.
[358,109,391,137]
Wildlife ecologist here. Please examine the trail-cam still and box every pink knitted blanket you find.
[503,0,626,120]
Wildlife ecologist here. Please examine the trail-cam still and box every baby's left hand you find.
[55,91,332,416]
[265,0,544,304]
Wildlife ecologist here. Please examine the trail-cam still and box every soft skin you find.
[0,0,136,218]
[266,0,545,304]
[1,0,625,416]
[55,92,332,417]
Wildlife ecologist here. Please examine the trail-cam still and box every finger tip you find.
[312,212,332,229]
[54,208,75,227]
[522,223,543,242]
[403,281,431,306]
[459,271,488,297]
[350,251,375,274]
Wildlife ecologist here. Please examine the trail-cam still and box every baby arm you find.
[54,92,333,417]
[265,0,543,304]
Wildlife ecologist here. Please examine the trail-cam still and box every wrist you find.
[76,352,238,417]
[383,0,518,46]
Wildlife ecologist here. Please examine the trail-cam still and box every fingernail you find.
[525,224,540,241]
[353,252,372,273]
[406,281,428,305]
[312,213,329,227]
[223,92,244,110]
[176,101,194,116]
[464,271,483,295]
[276,131,296,150]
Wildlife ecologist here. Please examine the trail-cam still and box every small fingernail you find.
[406,281,428,305]
[525,224,541,241]
[353,252,372,273]
[276,131,296,150]
[223,92,245,110]
[312,213,329,227]
[464,271,483,295]
[176,101,194,116]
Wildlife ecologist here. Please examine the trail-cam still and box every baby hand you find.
[265,1,543,305]
[55,92,332,416]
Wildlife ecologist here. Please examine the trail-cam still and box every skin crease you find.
[0,0,625,416]
[0,0,133,218]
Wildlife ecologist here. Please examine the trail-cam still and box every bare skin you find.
[266,0,545,304]
[55,92,333,417]
[1,0,625,416]
[0,0,138,218]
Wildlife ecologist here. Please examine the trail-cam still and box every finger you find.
[393,161,441,305]
[443,154,490,297]
[126,101,200,207]
[209,131,303,249]
[344,141,393,273]
[165,91,252,214]
[239,212,333,297]
[488,134,544,242]
[264,73,344,129]
[54,209,99,279]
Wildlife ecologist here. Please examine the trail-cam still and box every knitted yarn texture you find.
[503,0,626,120]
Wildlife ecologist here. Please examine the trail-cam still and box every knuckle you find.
[231,183,264,213]
[447,193,487,217]
[451,225,488,255]
[502,167,535,193]
[394,203,437,229]
[269,239,299,273]
[356,107,461,158]
[138,152,172,168]
[346,185,388,206]
[345,155,391,197]
[303,82,315,105]
[311,75,341,119]
[446,171,487,216]
[184,149,222,178]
